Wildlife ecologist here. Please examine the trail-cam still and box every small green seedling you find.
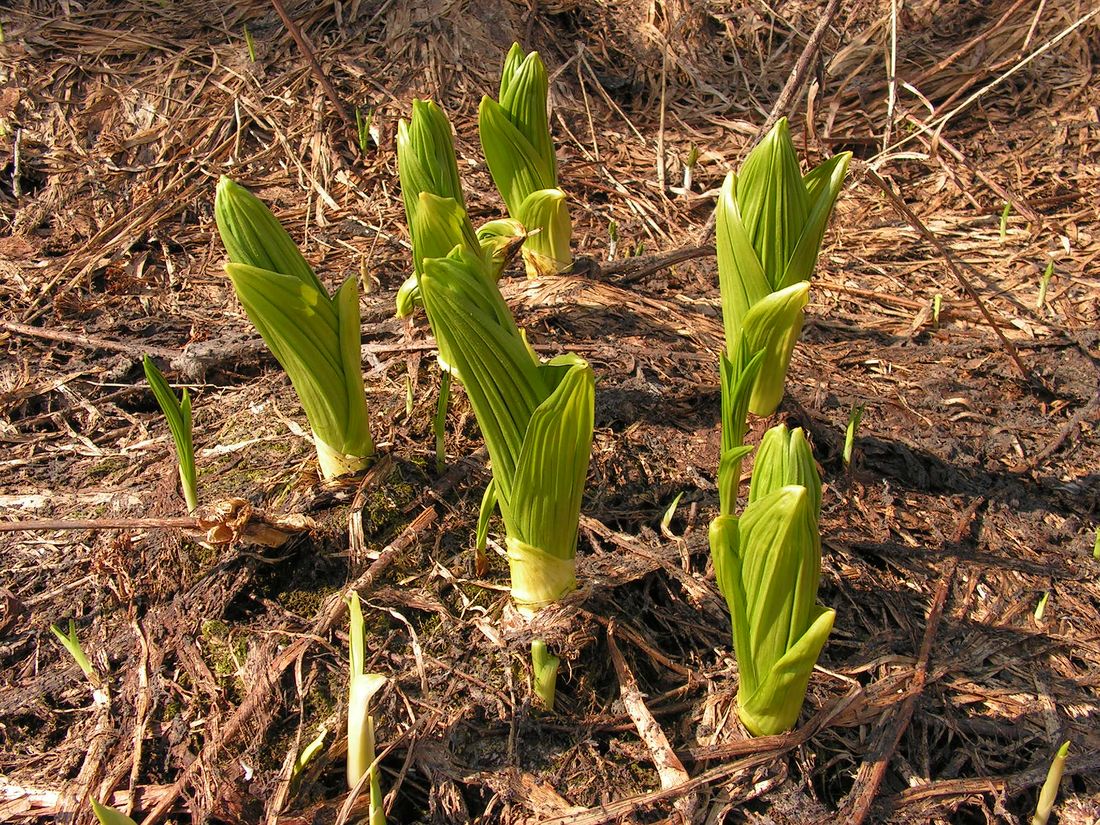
[91,799,137,825]
[50,620,100,687]
[346,592,387,825]
[843,403,865,468]
[682,145,699,192]
[143,356,198,512]
[608,220,619,259]
[404,372,414,418]
[531,639,559,711]
[999,202,1011,242]
[660,491,685,536]
[356,107,374,154]
[1031,741,1070,825]
[243,24,256,62]
[932,293,943,328]
[434,369,451,473]
[1092,530,1099,561]
[291,726,328,783]
[1034,591,1049,622]
[1036,260,1054,310]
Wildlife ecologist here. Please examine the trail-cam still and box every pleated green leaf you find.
[418,246,593,615]
[749,424,822,519]
[215,177,325,296]
[738,281,810,415]
[227,264,373,478]
[716,337,764,516]
[736,119,810,291]
[497,46,556,181]
[516,188,572,278]
[479,96,555,216]
[477,217,527,278]
[737,605,835,736]
[716,171,771,350]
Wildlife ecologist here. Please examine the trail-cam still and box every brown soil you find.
[1,1,1098,823]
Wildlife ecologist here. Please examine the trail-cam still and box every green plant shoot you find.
[418,242,594,707]
[531,639,559,710]
[346,592,387,825]
[1037,260,1054,310]
[932,292,943,327]
[1000,202,1011,242]
[142,356,198,512]
[715,118,850,415]
[51,620,101,687]
[1031,741,1070,825]
[356,107,374,153]
[479,44,572,278]
[215,177,375,480]
[843,403,865,469]
[91,799,137,825]
[710,424,834,736]
[243,24,256,62]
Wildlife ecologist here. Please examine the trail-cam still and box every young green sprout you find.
[715,118,850,415]
[1036,260,1054,310]
[1093,530,1100,561]
[418,242,594,709]
[291,726,328,784]
[710,424,834,736]
[243,24,256,62]
[608,220,619,260]
[90,799,137,825]
[999,202,1011,242]
[682,145,699,192]
[1034,591,1050,622]
[531,639,560,710]
[479,44,572,279]
[50,619,101,688]
[346,592,387,825]
[142,356,198,512]
[660,491,685,536]
[843,403,865,469]
[1031,741,1070,825]
[356,107,374,154]
[215,177,375,480]
[932,292,943,328]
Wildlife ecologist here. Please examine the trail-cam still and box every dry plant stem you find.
[540,688,861,825]
[606,622,695,820]
[0,516,197,533]
[863,165,1032,383]
[140,507,437,825]
[269,0,354,133]
[0,319,177,361]
[842,558,958,824]
[759,0,843,140]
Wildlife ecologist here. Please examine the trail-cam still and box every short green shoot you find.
[291,726,328,783]
[434,368,451,473]
[91,799,137,825]
[1037,260,1054,310]
[405,372,414,419]
[1034,591,1049,622]
[932,293,943,328]
[660,491,684,536]
[843,403,865,469]
[531,639,559,710]
[243,24,256,62]
[715,118,850,415]
[143,356,198,512]
[356,107,374,153]
[346,592,387,824]
[608,220,619,259]
[1031,741,1070,825]
[682,145,699,192]
[51,619,101,687]
[1093,530,1099,561]
[999,202,1011,242]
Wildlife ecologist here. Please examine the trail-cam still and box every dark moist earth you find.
[1,1,1099,823]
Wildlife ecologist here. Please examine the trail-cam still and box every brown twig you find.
[0,516,197,533]
[863,165,1033,383]
[0,319,177,361]
[269,0,354,133]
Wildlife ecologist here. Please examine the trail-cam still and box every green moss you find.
[277,585,336,617]
[200,620,249,698]
[87,455,129,479]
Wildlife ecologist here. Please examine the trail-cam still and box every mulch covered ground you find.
[1,0,1098,822]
